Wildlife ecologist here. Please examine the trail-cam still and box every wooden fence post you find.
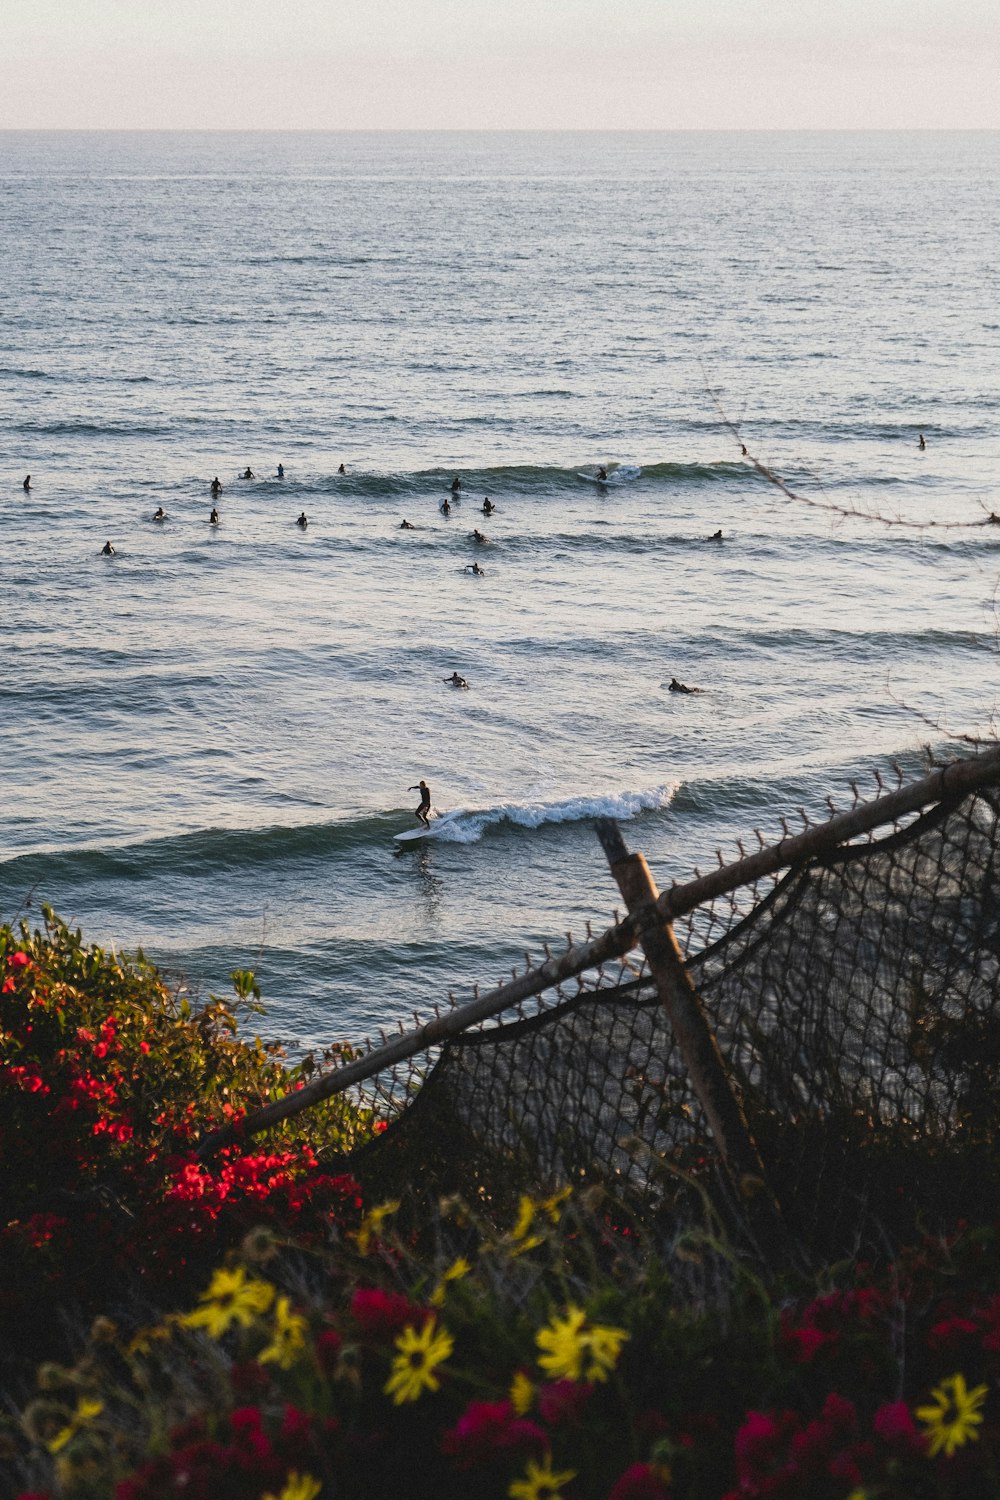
[596,818,788,1260]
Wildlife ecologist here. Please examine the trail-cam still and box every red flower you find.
[442,1400,546,1468]
[780,1322,833,1364]
[734,1409,800,1476]
[350,1286,429,1340]
[608,1462,671,1500]
[873,1401,926,1455]
[929,1316,979,1348]
[538,1379,593,1426]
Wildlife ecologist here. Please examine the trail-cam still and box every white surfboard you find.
[394,809,463,843]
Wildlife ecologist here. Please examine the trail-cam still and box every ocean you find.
[1,130,998,1052]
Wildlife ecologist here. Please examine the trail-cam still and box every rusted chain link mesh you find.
[341,783,1000,1253]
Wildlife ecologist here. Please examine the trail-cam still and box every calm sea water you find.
[1,131,998,1051]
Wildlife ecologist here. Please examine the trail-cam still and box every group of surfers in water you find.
[89,462,349,555]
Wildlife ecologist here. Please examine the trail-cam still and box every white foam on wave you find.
[576,463,642,486]
[428,783,678,844]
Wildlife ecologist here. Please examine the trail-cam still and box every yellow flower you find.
[510,1369,536,1415]
[179,1266,274,1338]
[430,1256,472,1307]
[584,1320,629,1381]
[536,1304,629,1384]
[259,1296,308,1370]
[47,1397,103,1454]
[354,1198,401,1255]
[508,1454,577,1500]
[539,1186,572,1223]
[262,1473,323,1500]
[383,1316,454,1404]
[512,1195,544,1252]
[915,1372,988,1459]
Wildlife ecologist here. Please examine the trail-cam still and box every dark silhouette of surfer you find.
[22,475,31,492]
[297,512,308,528]
[209,507,220,525]
[451,476,461,493]
[400,519,416,529]
[444,672,469,689]
[918,433,926,450]
[153,507,166,522]
[668,677,700,694]
[440,498,451,515]
[597,466,608,481]
[472,529,487,543]
[210,477,222,496]
[708,529,723,541]
[338,463,346,475]
[482,498,495,515]
[277,464,285,478]
[465,562,485,576]
[408,780,432,827]
[243,467,255,479]
[101,540,116,556]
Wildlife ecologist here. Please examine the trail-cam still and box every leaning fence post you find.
[595,817,788,1260]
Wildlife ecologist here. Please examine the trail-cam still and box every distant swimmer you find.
[465,562,485,576]
[708,529,723,541]
[482,498,495,515]
[741,445,748,457]
[444,672,469,689]
[152,507,167,522]
[597,466,608,481]
[338,463,346,475]
[472,528,487,544]
[210,477,222,496]
[408,779,432,828]
[209,507,220,525]
[297,512,308,528]
[440,497,452,515]
[400,519,416,530]
[918,433,926,451]
[101,540,116,556]
[451,476,462,493]
[243,467,255,480]
[668,677,701,694]
[22,475,31,491]
[277,463,285,478]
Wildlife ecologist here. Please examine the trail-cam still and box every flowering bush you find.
[0,911,367,1352]
[7,1189,1000,1499]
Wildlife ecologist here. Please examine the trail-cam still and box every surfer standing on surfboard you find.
[408,779,432,827]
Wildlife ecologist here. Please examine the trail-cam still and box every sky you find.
[4,0,999,130]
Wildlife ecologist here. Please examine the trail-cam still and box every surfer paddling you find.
[464,562,485,576]
[668,677,701,694]
[409,779,432,828]
[444,672,469,689]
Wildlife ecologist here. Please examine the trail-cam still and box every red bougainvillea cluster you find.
[0,912,365,1342]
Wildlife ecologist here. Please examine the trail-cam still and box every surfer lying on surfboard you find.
[408,779,432,827]
[444,672,469,689]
